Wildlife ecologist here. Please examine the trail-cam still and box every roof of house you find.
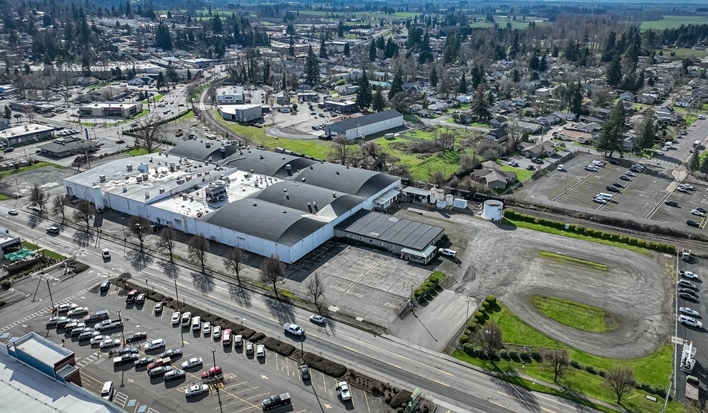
[484,170,508,184]
[326,110,402,133]
[39,138,97,154]
[336,210,444,251]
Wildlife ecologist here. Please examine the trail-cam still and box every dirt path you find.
[395,208,673,359]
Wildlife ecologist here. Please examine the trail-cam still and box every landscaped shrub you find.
[598,370,606,378]
[640,383,652,392]
[637,240,647,248]
[475,311,484,319]
[507,350,518,359]
[463,343,475,355]
[303,353,347,377]
[570,360,581,368]
[629,238,638,245]
[584,227,594,235]
[486,295,496,304]
[481,301,489,310]
[519,352,531,361]
[653,387,667,398]
[414,288,424,297]
[499,349,508,358]
[250,332,266,342]
[585,366,597,375]
[459,334,468,344]
[0,280,11,290]
[531,350,541,360]
[262,337,295,356]
[468,322,477,331]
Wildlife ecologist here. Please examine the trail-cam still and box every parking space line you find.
[363,390,371,413]
[218,387,261,410]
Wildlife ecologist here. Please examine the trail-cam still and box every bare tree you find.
[51,194,68,222]
[133,113,166,153]
[224,246,247,286]
[472,321,504,358]
[305,272,326,312]
[72,201,94,232]
[436,129,455,151]
[128,216,151,253]
[543,349,571,384]
[29,183,48,213]
[188,235,210,274]
[605,366,635,405]
[360,141,381,158]
[259,255,285,299]
[157,226,177,262]
[328,136,358,165]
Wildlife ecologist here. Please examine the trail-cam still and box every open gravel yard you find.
[395,207,673,358]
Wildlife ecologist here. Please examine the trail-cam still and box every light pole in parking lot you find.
[212,349,224,413]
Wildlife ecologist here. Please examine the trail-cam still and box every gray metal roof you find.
[336,210,444,251]
[252,181,365,216]
[222,149,318,178]
[326,109,402,133]
[199,198,328,246]
[168,139,239,162]
[292,162,399,198]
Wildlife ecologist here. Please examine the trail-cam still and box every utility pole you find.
[46,279,54,310]
[173,278,180,311]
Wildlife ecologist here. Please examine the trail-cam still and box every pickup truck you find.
[336,382,351,401]
[262,393,291,410]
[686,375,700,401]
[682,249,692,262]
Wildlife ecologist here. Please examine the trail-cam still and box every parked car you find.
[592,197,608,204]
[147,357,172,370]
[679,315,703,328]
[144,338,165,352]
[154,302,163,313]
[687,219,700,227]
[585,165,598,172]
[100,338,121,349]
[679,280,698,289]
[67,307,89,317]
[620,175,631,181]
[625,171,636,177]
[171,312,181,325]
[185,384,209,397]
[438,248,457,258]
[160,348,183,359]
[102,249,111,260]
[300,365,311,380]
[79,330,101,341]
[680,307,700,317]
[680,292,699,301]
[90,335,106,345]
[681,271,699,280]
[135,357,155,368]
[213,326,222,339]
[201,366,222,379]
[203,322,211,335]
[181,357,203,370]
[695,207,707,214]
[526,165,536,171]
[556,165,565,171]
[665,201,679,207]
[148,366,173,377]
[605,186,620,193]
[613,182,624,188]
[164,369,185,382]
[127,332,147,343]
[256,344,265,358]
[246,342,254,355]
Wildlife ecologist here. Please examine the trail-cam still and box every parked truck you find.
[262,393,291,410]
[686,375,700,401]
[682,249,692,262]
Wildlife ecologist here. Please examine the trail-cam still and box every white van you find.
[597,193,614,200]
[591,160,605,167]
[100,381,114,400]
[191,316,201,331]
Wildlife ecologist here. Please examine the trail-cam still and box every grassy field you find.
[538,251,608,271]
[502,218,649,254]
[655,47,708,58]
[454,302,678,413]
[0,193,8,200]
[126,148,159,156]
[470,20,533,30]
[497,163,534,182]
[531,296,616,333]
[641,15,708,30]
[0,162,65,179]
[376,136,465,180]
[181,110,195,121]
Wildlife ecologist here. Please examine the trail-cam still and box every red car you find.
[147,357,172,370]
[201,366,222,379]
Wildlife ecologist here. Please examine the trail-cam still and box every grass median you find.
[538,251,608,271]
[531,296,617,332]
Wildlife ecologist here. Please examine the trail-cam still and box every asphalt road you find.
[0,205,603,413]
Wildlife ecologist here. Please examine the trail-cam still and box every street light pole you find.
[46,279,54,310]
[173,278,180,311]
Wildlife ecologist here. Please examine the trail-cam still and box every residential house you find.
[519,141,556,158]
[636,94,657,105]
[537,114,561,127]
[553,112,577,122]
[592,108,611,119]
[334,84,358,95]
[578,122,602,134]
[620,91,635,102]
[622,101,634,112]
[472,161,518,190]
[490,115,508,128]
[513,120,543,134]
[623,134,636,152]
[481,126,508,143]
[656,105,681,122]
[513,97,528,107]
[127,78,147,86]
[427,101,448,112]
[535,87,553,97]
[558,127,594,144]
[578,115,605,124]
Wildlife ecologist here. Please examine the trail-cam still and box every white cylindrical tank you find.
[436,200,447,209]
[445,194,454,207]
[434,189,445,202]
[429,187,436,204]
[482,200,504,221]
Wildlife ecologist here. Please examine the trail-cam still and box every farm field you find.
[640,15,708,30]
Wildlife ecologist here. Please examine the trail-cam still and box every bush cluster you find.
[504,209,676,254]
[414,271,447,298]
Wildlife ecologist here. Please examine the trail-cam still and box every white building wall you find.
[343,116,404,140]
[362,180,401,210]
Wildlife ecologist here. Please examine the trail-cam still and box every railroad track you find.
[510,205,708,254]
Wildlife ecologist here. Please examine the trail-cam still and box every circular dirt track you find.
[450,217,673,359]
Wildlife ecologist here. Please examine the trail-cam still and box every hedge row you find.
[413,271,447,298]
[461,295,496,342]
[504,209,676,254]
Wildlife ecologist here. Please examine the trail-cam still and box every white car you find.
[181,357,203,369]
[203,322,211,335]
[256,344,265,358]
[677,186,689,193]
[284,323,304,336]
[171,312,181,325]
[57,303,78,313]
[679,315,703,328]
[7,209,18,215]
[681,271,699,280]
[90,335,106,345]
[310,315,326,324]
[144,338,165,351]
[100,338,121,349]
[625,171,636,177]
[585,165,598,172]
[212,326,221,339]
[556,165,565,171]
[438,248,457,258]
[67,307,89,317]
[337,381,351,401]
[680,307,700,317]
[592,197,608,204]
[185,384,209,398]
[680,184,694,190]
[691,209,705,217]
[102,249,111,260]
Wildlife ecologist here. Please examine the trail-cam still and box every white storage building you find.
[218,104,262,123]
[324,110,403,140]
[62,150,402,263]
[215,86,244,104]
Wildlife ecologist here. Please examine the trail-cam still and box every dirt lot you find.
[394,206,673,358]
[0,163,76,197]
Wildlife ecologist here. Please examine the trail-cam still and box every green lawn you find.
[538,251,608,271]
[497,163,533,182]
[0,193,9,200]
[375,136,467,181]
[641,15,708,30]
[212,111,331,159]
[401,130,435,141]
[454,302,677,413]
[655,47,708,58]
[142,94,163,104]
[502,218,649,254]
[0,162,65,179]
[181,110,195,121]
[126,148,159,156]
[531,296,616,333]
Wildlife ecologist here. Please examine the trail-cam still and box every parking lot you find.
[0,281,385,413]
[676,256,708,402]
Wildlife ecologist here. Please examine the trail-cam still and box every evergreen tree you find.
[567,82,583,116]
[511,68,521,83]
[458,72,467,94]
[156,71,166,90]
[529,52,539,71]
[337,20,344,38]
[355,71,372,111]
[369,41,377,61]
[319,37,327,59]
[551,45,559,58]
[430,67,438,88]
[388,66,405,100]
[700,152,708,178]
[288,35,295,57]
[372,88,385,112]
[3,105,10,119]
[155,23,173,50]
[166,63,179,83]
[539,54,548,71]
[343,42,350,57]
[596,101,626,158]
[637,110,656,150]
[376,35,385,50]
[304,45,320,85]
[606,56,622,88]
[471,85,490,121]
[187,69,192,80]
[689,149,701,173]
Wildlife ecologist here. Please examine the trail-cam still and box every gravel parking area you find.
[394,207,672,358]
[0,163,75,197]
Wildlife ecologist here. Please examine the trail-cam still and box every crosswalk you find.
[0,288,89,334]
[76,353,99,369]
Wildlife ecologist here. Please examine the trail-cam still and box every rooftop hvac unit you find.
[286,164,291,170]
[127,164,133,171]
[122,186,127,193]
[136,176,142,183]
[142,173,148,181]
[159,188,165,194]
[99,175,106,182]
[176,178,185,184]
[145,192,150,200]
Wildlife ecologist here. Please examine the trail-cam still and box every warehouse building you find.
[324,110,403,140]
[215,86,244,104]
[169,139,240,162]
[62,149,419,263]
[324,99,358,114]
[218,104,262,123]
[0,123,54,148]
[335,210,444,264]
[79,102,142,118]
